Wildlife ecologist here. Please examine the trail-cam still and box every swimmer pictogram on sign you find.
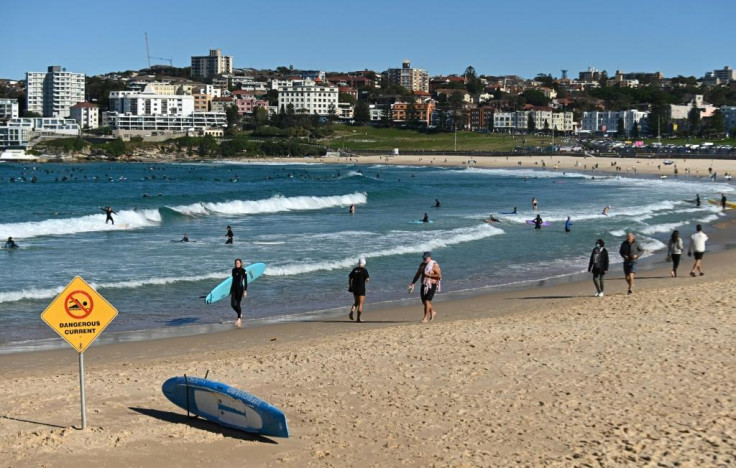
[40,276,118,353]
[65,291,94,319]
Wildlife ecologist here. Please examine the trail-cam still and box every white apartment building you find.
[105,112,227,133]
[383,60,429,93]
[26,66,85,118]
[0,98,19,120]
[70,102,99,129]
[494,111,575,132]
[276,79,339,116]
[369,104,385,121]
[0,125,31,148]
[581,110,648,134]
[109,85,195,116]
[668,95,717,120]
[7,117,80,136]
[191,49,233,79]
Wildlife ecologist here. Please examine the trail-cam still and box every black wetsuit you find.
[534,217,543,229]
[102,208,115,224]
[230,267,248,319]
[422,214,429,223]
[4,241,18,249]
[226,228,234,244]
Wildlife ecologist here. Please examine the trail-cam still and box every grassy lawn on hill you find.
[318,125,562,152]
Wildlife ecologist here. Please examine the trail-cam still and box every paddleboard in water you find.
[526,220,551,226]
[410,220,434,224]
[708,199,735,209]
[205,262,266,304]
[499,211,518,215]
[162,376,290,438]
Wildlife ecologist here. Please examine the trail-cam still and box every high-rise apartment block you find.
[26,66,85,118]
[383,60,429,93]
[191,49,233,79]
[0,98,19,121]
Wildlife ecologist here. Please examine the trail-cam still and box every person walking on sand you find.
[348,257,370,323]
[409,251,442,323]
[230,258,248,326]
[565,216,573,233]
[667,230,684,277]
[532,197,538,211]
[101,206,116,224]
[225,225,234,244]
[687,224,708,277]
[619,232,644,295]
[588,239,609,297]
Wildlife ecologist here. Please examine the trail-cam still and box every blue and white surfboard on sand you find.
[162,376,290,438]
[204,262,267,304]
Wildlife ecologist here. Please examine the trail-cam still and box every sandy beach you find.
[2,214,735,467]
[250,153,736,179]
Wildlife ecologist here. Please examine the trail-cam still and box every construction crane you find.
[144,33,173,68]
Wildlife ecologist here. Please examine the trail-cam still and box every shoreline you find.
[2,226,734,466]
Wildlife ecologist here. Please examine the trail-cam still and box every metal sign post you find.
[79,352,87,429]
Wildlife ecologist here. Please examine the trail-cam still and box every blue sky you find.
[2,0,734,80]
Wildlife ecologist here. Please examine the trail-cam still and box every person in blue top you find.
[565,217,573,233]
[4,237,18,249]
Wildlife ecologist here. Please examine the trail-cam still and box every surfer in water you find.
[512,206,518,214]
[434,199,441,208]
[602,206,610,216]
[179,233,189,242]
[348,257,370,323]
[4,237,18,249]
[409,251,442,323]
[101,206,116,224]
[349,204,355,214]
[534,214,543,230]
[230,258,248,327]
[696,194,701,207]
[225,226,234,244]
[565,217,573,233]
[422,213,429,223]
[486,215,500,223]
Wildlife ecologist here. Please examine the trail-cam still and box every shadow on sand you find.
[129,407,278,444]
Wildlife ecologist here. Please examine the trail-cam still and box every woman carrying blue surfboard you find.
[230,259,247,327]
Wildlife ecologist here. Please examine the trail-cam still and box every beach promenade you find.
[2,216,734,467]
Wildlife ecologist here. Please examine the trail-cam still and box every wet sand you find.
[1,215,734,467]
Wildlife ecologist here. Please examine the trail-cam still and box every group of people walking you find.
[588,225,709,297]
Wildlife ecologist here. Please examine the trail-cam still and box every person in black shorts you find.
[409,251,442,322]
[619,232,644,294]
[225,226,234,244]
[348,257,370,322]
[230,258,247,326]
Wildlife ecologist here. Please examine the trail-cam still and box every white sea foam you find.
[0,209,161,240]
[697,214,720,223]
[168,192,367,217]
[460,167,589,179]
[265,224,504,276]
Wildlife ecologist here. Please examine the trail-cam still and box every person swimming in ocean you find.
[512,206,518,214]
[349,204,355,214]
[486,215,500,223]
[180,233,189,242]
[225,226,234,244]
[4,237,18,249]
[602,206,610,216]
[422,213,429,223]
[434,199,441,208]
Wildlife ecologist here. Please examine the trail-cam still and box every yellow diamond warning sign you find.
[41,276,118,353]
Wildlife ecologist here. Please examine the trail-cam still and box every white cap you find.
[359,257,366,266]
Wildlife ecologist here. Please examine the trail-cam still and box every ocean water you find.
[0,160,732,352]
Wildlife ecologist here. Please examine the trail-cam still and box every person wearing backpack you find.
[588,239,609,297]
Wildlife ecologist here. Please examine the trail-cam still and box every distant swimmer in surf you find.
[565,217,573,233]
[349,204,355,214]
[532,197,538,211]
[696,194,701,207]
[180,233,189,242]
[486,215,500,223]
[422,213,430,223]
[534,214,543,230]
[512,206,518,214]
[434,199,441,208]
[4,237,18,249]
[101,206,116,224]
[602,206,610,216]
[225,226,234,244]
